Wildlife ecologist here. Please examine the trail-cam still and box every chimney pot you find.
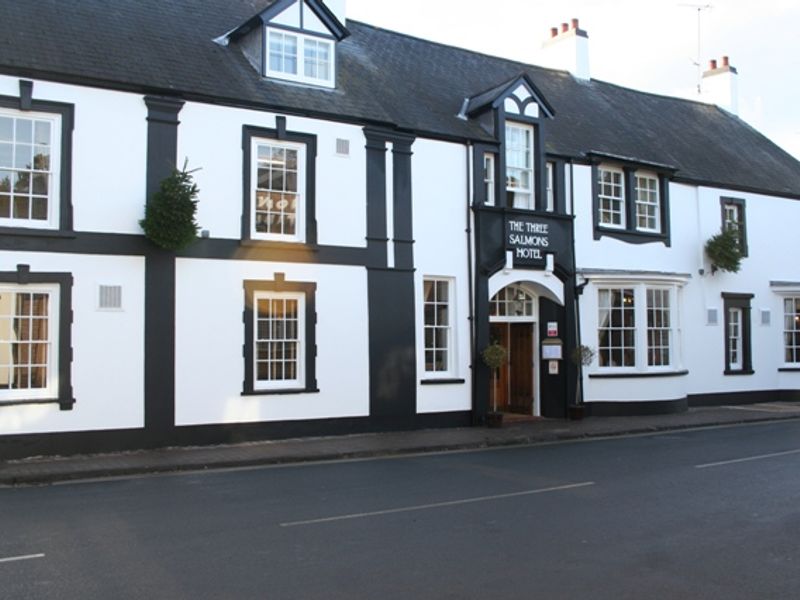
[721,55,729,67]
[550,27,558,38]
[571,18,579,30]
[561,22,569,33]
[709,59,717,70]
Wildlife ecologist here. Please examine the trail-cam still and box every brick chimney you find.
[540,18,590,80]
[701,55,739,115]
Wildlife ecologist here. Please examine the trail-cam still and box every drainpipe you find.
[569,160,587,409]
[465,142,476,419]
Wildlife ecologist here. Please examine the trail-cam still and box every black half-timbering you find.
[242,274,318,396]
[722,292,754,375]
[0,81,74,235]
[241,122,318,245]
[0,265,74,410]
[590,154,674,246]
[720,196,748,257]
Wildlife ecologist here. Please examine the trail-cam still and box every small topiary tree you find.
[140,162,200,251]
[705,228,743,274]
[570,344,595,408]
[482,341,508,413]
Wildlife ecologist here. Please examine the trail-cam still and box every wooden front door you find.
[489,322,534,414]
[509,323,533,413]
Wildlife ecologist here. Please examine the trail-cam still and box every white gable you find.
[524,103,539,118]
[302,1,329,34]
[271,1,301,27]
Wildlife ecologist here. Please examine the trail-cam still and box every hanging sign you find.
[505,216,551,267]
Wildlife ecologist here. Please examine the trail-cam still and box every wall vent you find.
[335,138,350,156]
[707,308,718,326]
[98,285,123,310]
[761,309,771,326]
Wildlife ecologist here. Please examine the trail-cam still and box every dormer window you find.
[266,29,335,88]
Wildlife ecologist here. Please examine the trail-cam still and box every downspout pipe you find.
[465,142,476,421]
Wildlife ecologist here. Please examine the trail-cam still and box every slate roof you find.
[3,0,800,197]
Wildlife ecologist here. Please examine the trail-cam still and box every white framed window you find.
[0,284,58,402]
[265,28,335,88]
[598,288,636,368]
[423,278,454,375]
[635,173,660,232]
[483,153,495,206]
[595,283,682,372]
[597,167,625,228]
[0,109,61,229]
[253,291,304,391]
[505,123,534,210]
[783,297,800,365]
[251,138,306,242]
[545,161,555,212]
[647,288,671,366]
[490,284,535,318]
[728,307,743,370]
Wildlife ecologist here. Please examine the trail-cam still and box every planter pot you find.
[486,411,504,428]
[568,404,585,421]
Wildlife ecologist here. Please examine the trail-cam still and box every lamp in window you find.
[513,289,526,316]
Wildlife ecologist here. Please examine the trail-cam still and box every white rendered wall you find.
[0,75,148,235]
[174,258,369,425]
[177,101,367,247]
[573,161,800,403]
[412,139,472,413]
[0,253,145,435]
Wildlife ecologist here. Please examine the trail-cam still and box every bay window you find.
[783,297,800,365]
[595,282,683,373]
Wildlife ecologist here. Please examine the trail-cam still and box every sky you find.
[346,0,800,159]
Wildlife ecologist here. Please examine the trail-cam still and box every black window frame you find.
[241,122,318,245]
[720,196,748,257]
[591,162,672,247]
[242,273,318,396]
[0,83,74,236]
[0,264,74,410]
[722,292,754,375]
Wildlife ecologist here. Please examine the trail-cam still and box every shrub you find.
[705,228,743,273]
[140,163,200,251]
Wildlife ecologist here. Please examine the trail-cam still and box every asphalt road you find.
[2,420,800,599]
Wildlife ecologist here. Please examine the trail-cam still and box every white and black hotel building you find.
[1,0,799,458]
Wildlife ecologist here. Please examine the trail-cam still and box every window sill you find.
[420,378,466,385]
[0,226,76,239]
[589,369,688,379]
[723,369,754,376]
[242,387,320,397]
[0,397,74,410]
[778,367,800,372]
[594,227,669,246]
[240,239,315,251]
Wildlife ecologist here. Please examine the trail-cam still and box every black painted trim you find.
[242,124,318,245]
[363,128,389,267]
[0,411,473,460]
[420,378,466,385]
[143,96,183,442]
[778,367,800,372]
[720,196,748,257]
[688,389,800,407]
[722,292,753,374]
[18,80,33,110]
[391,133,416,270]
[591,162,671,246]
[0,266,74,410]
[0,92,74,233]
[242,275,318,396]
[589,369,689,379]
[585,398,688,416]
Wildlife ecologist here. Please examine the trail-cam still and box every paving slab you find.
[2,403,800,486]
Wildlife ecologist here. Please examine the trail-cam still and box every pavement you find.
[2,401,800,486]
